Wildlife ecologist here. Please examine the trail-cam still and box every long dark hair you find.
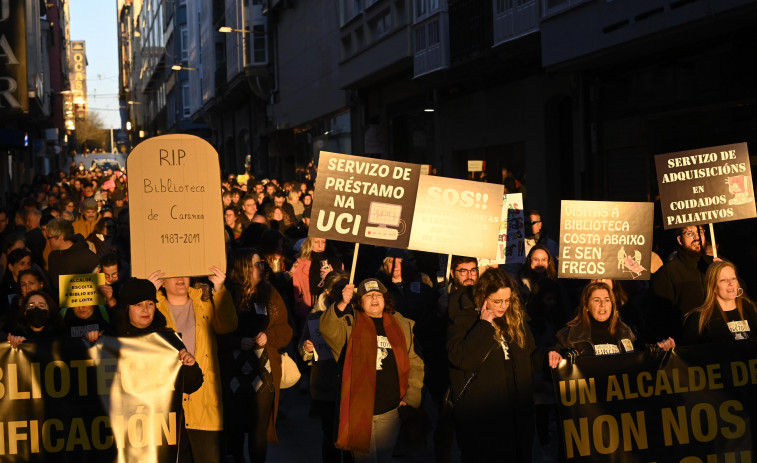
[521,244,557,281]
[229,248,272,311]
[473,268,527,348]
[567,281,620,335]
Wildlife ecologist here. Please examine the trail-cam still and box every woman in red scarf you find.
[320,277,424,462]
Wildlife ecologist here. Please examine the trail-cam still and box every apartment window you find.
[427,19,439,45]
[414,26,426,52]
[373,11,392,38]
[496,0,514,13]
[544,0,568,12]
[355,0,364,14]
[215,40,225,66]
[415,0,426,18]
[180,24,188,61]
[252,24,268,64]
[181,81,190,117]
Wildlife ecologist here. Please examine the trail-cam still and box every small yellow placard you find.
[59,273,106,308]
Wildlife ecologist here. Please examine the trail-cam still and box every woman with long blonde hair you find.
[447,268,561,462]
[681,261,757,344]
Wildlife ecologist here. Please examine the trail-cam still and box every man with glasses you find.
[238,194,258,231]
[650,225,714,340]
[435,255,479,463]
[438,256,480,318]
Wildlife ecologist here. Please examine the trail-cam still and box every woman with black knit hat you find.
[115,278,204,463]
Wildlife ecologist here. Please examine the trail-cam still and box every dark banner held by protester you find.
[309,151,421,248]
[0,334,182,462]
[553,340,757,462]
[655,142,756,230]
[558,200,653,280]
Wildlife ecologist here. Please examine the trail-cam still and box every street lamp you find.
[218,26,250,34]
[171,64,198,71]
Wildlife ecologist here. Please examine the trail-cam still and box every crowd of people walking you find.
[0,160,753,462]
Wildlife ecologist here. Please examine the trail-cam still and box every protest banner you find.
[310,152,504,259]
[655,142,756,229]
[553,340,757,463]
[310,152,421,248]
[478,193,525,266]
[127,135,225,278]
[0,333,183,462]
[58,273,106,307]
[558,200,653,280]
[407,175,503,258]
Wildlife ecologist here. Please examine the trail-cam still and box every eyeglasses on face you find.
[486,297,511,308]
[27,302,48,310]
[455,268,478,276]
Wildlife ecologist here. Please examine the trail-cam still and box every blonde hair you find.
[473,268,527,348]
[692,261,751,334]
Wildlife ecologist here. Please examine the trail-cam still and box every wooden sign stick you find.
[708,223,718,259]
[349,243,360,284]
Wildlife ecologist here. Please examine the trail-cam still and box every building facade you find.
[0,0,72,201]
[117,0,757,225]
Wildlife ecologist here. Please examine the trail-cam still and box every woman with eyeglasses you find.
[680,261,757,345]
[7,290,63,348]
[447,267,562,462]
[220,248,293,463]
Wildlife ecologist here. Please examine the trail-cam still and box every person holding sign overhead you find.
[148,265,238,463]
[321,277,424,462]
[680,261,757,344]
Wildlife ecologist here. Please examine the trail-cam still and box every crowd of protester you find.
[0,161,754,463]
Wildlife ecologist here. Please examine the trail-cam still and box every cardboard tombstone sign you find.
[127,135,225,278]
[558,200,654,280]
[655,142,756,229]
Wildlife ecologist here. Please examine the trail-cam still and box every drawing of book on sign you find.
[727,175,754,206]
[365,202,405,240]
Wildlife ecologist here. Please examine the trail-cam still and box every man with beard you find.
[649,225,714,340]
[438,256,479,316]
[435,255,479,463]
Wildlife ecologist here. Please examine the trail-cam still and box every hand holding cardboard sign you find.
[208,266,225,293]
[148,270,166,290]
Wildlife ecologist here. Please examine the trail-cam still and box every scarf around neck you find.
[336,310,410,453]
